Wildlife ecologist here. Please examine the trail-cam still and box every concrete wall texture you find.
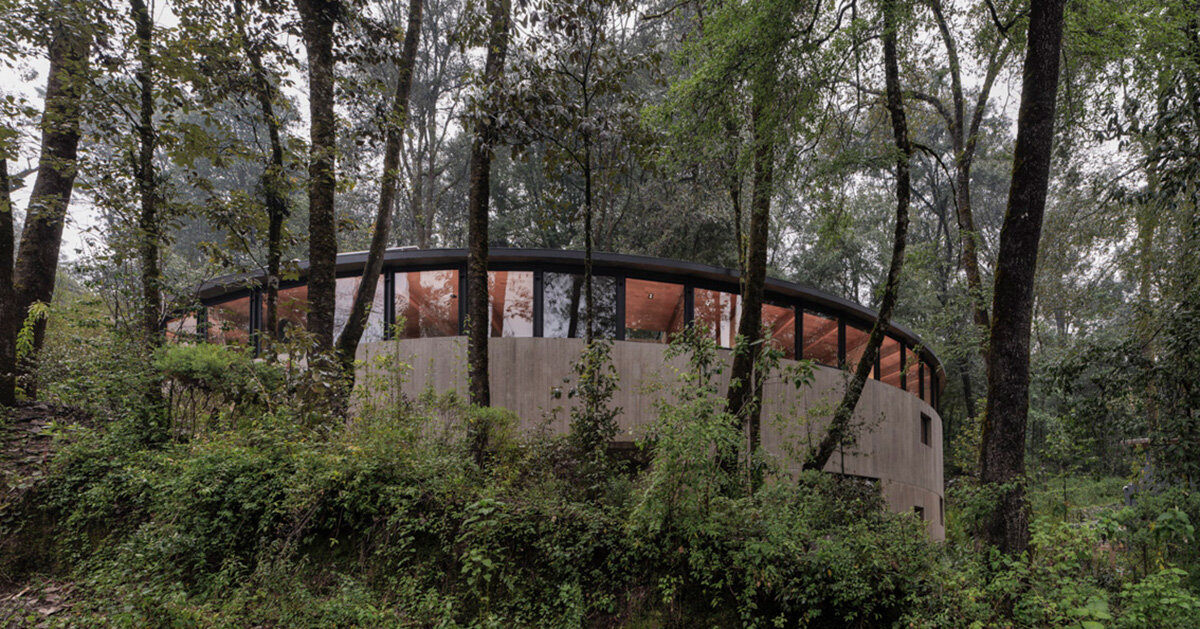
[358,336,945,540]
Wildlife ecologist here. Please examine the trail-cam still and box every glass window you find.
[763,303,796,359]
[905,346,920,396]
[543,272,616,339]
[802,310,839,366]
[334,276,386,343]
[208,296,252,344]
[489,271,534,337]
[879,335,903,387]
[844,322,875,376]
[396,269,459,338]
[165,314,199,341]
[923,361,936,405]
[624,279,684,343]
[694,288,740,347]
[272,285,310,339]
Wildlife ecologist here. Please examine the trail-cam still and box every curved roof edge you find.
[197,247,944,375]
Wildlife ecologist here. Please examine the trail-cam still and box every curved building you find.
[172,248,946,538]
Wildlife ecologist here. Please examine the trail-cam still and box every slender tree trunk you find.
[929,0,1011,366]
[804,0,911,472]
[959,357,977,420]
[929,0,989,340]
[725,72,775,453]
[295,0,338,351]
[12,23,91,398]
[131,0,160,348]
[466,0,511,407]
[234,0,289,343]
[583,139,594,345]
[0,158,14,407]
[977,0,1066,556]
[336,0,423,369]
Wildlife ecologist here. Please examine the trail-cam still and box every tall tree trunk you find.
[295,0,338,351]
[0,158,14,407]
[466,0,511,407]
[336,0,423,368]
[234,0,289,343]
[725,71,775,454]
[12,23,91,398]
[977,0,1066,556]
[804,0,912,473]
[131,0,160,348]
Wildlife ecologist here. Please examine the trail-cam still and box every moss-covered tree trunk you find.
[295,0,338,351]
[466,0,511,408]
[131,0,161,348]
[11,22,91,399]
[977,0,1066,556]
[0,158,14,407]
[725,71,775,455]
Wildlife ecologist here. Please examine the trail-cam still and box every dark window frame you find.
[196,253,942,406]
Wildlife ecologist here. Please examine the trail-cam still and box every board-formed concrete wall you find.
[358,336,945,540]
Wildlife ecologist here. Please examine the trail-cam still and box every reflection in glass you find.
[543,272,616,338]
[802,311,839,366]
[624,279,684,343]
[694,288,740,347]
[922,361,935,404]
[879,335,903,387]
[489,271,534,337]
[334,276,386,343]
[165,314,199,341]
[273,285,310,339]
[208,296,251,344]
[844,322,875,376]
[396,270,459,338]
[904,347,920,396]
[763,303,796,359]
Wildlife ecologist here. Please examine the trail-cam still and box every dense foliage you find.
[2,0,1199,623]
[0,330,1196,626]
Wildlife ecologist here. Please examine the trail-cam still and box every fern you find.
[16,301,50,364]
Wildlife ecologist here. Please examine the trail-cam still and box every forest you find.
[1,0,1198,625]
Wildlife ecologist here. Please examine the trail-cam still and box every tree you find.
[232,0,292,343]
[804,0,912,473]
[465,0,511,407]
[9,13,94,399]
[336,0,424,367]
[131,0,161,346]
[977,0,1067,555]
[724,64,776,455]
[924,0,1014,359]
[295,0,340,351]
[0,152,13,407]
[396,0,470,249]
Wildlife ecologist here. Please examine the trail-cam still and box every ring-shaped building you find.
[172,248,946,538]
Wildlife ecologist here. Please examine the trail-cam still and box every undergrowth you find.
[0,326,1197,627]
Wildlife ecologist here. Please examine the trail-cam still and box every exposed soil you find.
[0,403,90,627]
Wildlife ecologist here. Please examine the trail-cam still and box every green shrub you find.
[1119,567,1200,628]
[9,315,1200,627]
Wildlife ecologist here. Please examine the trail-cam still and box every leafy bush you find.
[5,316,1199,627]
[1119,567,1200,628]
[155,343,285,433]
